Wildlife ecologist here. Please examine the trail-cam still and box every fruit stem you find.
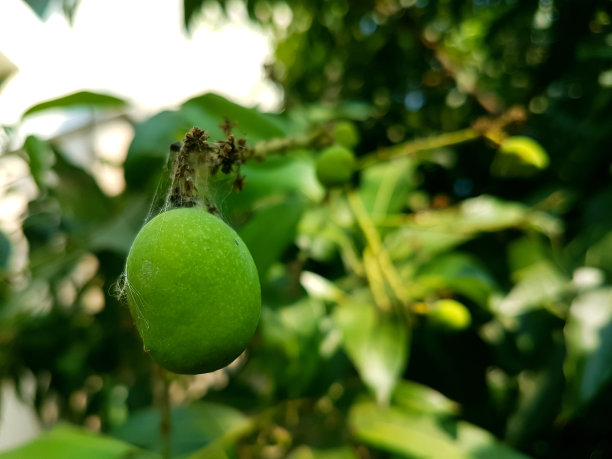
[154,365,172,459]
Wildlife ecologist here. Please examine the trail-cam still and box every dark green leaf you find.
[23,135,54,191]
[112,402,250,457]
[237,194,304,278]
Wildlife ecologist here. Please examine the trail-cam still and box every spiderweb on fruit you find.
[113,125,250,313]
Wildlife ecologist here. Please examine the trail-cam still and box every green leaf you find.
[183,0,206,30]
[563,288,612,418]
[23,135,54,191]
[349,401,527,459]
[333,303,409,404]
[416,253,498,307]
[237,194,305,278]
[0,424,157,459]
[22,91,127,118]
[392,380,460,416]
[359,157,416,218]
[259,299,326,396]
[22,0,53,19]
[112,402,250,457]
[385,195,562,262]
[287,445,358,459]
[124,110,192,188]
[182,93,287,143]
[493,261,568,318]
[0,229,12,270]
[225,153,324,212]
[505,347,565,446]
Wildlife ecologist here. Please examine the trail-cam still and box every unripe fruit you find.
[125,207,261,374]
[315,145,356,188]
[429,299,471,331]
[333,121,360,148]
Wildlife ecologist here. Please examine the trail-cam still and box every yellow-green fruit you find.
[429,299,471,331]
[315,145,356,188]
[125,207,261,374]
[333,121,360,148]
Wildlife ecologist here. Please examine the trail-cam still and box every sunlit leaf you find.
[22,91,127,118]
[493,262,569,317]
[392,380,460,416]
[563,288,612,418]
[349,401,527,459]
[0,424,156,459]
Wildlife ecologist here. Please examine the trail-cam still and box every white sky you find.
[0,0,281,130]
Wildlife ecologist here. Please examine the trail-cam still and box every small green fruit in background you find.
[315,145,356,188]
[429,299,471,331]
[491,136,549,177]
[125,207,261,374]
[333,121,360,148]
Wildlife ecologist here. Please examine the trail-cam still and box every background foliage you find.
[2,0,612,457]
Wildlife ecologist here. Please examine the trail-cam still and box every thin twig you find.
[358,128,479,169]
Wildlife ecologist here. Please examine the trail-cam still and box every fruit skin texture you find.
[315,145,356,188]
[126,207,261,374]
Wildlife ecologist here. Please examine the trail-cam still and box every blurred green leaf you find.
[0,230,11,270]
[23,135,54,190]
[22,91,127,118]
[493,262,569,318]
[112,402,250,457]
[416,253,498,307]
[505,347,565,447]
[23,0,53,18]
[183,0,206,29]
[333,303,408,404]
[124,110,192,188]
[392,380,460,417]
[349,401,527,459]
[0,424,157,459]
[563,288,612,418]
[237,194,304,278]
[259,299,326,396]
[182,93,287,142]
[287,445,358,459]
[359,157,416,218]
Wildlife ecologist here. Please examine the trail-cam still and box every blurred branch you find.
[246,127,333,160]
[422,38,503,115]
[358,106,527,169]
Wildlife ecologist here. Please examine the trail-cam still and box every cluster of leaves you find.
[3,0,612,458]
